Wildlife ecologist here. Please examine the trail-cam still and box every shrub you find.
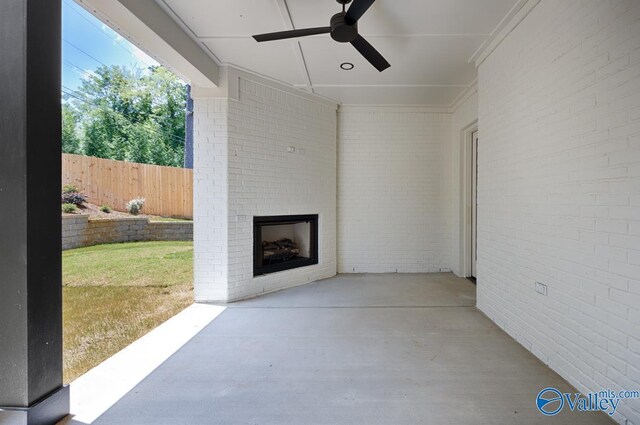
[62,203,77,213]
[61,183,88,206]
[61,191,88,206]
[100,205,112,213]
[126,198,145,215]
[63,184,79,194]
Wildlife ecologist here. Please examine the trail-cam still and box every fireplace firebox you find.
[253,215,318,276]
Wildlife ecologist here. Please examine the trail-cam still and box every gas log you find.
[262,238,300,264]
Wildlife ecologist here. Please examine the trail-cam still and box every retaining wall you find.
[62,215,192,250]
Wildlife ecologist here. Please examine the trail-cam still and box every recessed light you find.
[340,62,354,70]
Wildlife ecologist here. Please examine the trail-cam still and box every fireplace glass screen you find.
[254,215,318,276]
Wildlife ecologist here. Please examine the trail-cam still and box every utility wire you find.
[61,3,182,148]
[64,0,122,45]
[63,39,108,67]
[63,0,144,62]
[63,60,95,79]
[62,59,188,144]
[62,89,186,146]
[62,85,185,145]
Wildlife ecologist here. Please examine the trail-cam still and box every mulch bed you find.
[63,202,153,220]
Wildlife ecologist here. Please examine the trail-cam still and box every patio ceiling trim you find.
[76,0,220,88]
[449,78,478,112]
[191,65,338,110]
[338,104,452,114]
[470,0,542,67]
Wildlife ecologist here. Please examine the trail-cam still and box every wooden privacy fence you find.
[62,154,193,218]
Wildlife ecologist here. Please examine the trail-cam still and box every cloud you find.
[100,23,112,34]
[100,23,128,49]
[100,20,159,68]
[128,44,159,67]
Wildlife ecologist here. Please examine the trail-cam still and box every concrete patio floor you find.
[75,273,612,424]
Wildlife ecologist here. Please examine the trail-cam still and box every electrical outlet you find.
[535,282,547,296]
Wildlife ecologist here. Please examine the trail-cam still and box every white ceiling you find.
[155,0,520,106]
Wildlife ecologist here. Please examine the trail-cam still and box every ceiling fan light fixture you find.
[340,62,354,70]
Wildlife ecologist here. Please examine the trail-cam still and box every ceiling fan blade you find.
[253,27,330,42]
[345,0,376,25]
[351,35,390,72]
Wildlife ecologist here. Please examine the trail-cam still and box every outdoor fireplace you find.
[254,215,318,276]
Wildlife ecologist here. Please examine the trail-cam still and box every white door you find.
[471,131,478,278]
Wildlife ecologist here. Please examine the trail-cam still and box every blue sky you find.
[62,0,159,93]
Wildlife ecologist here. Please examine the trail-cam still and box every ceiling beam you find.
[76,0,219,87]
[275,0,314,93]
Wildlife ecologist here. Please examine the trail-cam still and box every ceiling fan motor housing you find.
[330,12,358,43]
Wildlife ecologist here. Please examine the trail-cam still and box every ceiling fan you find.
[252,0,390,72]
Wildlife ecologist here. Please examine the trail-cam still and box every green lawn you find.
[63,241,193,382]
[148,216,193,222]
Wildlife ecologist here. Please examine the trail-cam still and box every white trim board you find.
[338,104,451,114]
[450,79,478,112]
[192,65,338,109]
[471,0,542,66]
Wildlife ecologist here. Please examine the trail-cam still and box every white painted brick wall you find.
[478,1,640,423]
[193,72,337,302]
[337,107,452,273]
[193,97,230,302]
[226,78,337,301]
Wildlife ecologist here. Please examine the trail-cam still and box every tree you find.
[61,104,81,154]
[145,66,186,151]
[63,64,187,167]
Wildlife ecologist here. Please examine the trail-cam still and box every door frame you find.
[458,122,478,278]
[471,130,478,278]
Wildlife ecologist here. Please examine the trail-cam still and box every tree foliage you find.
[62,65,187,167]
[62,105,82,154]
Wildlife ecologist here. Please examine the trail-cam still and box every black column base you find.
[0,385,69,425]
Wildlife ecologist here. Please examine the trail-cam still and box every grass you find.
[63,241,193,383]
[149,216,193,222]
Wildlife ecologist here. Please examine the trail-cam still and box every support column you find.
[0,1,69,424]
[192,92,231,302]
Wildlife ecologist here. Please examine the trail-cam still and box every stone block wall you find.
[61,215,192,250]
